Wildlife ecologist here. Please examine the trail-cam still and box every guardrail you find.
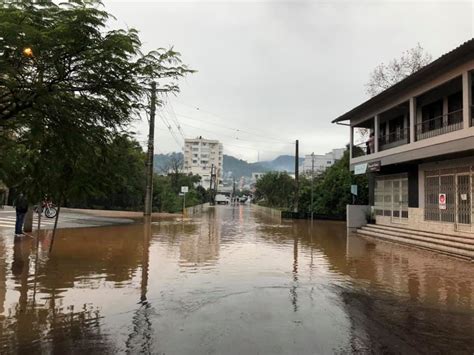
[251,204,282,219]
[416,109,463,141]
[352,142,370,158]
[379,127,409,150]
[184,203,210,216]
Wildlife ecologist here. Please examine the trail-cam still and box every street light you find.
[23,47,34,58]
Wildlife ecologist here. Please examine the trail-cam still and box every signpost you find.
[181,186,189,215]
[439,193,446,210]
[351,184,358,204]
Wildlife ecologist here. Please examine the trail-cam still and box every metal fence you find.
[424,167,472,225]
[416,109,463,141]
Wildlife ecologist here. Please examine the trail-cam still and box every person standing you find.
[14,193,28,237]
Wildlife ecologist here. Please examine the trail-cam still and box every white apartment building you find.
[183,136,223,187]
[301,148,345,175]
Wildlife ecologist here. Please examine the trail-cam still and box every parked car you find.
[215,194,230,205]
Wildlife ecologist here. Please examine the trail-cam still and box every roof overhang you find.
[332,39,474,124]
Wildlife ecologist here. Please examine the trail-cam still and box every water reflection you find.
[0,207,472,353]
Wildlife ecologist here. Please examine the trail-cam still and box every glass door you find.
[391,177,408,223]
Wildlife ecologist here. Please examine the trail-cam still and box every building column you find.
[374,115,379,153]
[462,70,471,129]
[349,125,353,159]
[409,97,416,143]
[442,96,448,126]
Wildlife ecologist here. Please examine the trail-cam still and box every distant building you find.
[301,148,345,175]
[251,172,265,183]
[183,136,223,187]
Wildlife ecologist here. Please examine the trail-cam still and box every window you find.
[421,100,443,132]
[448,91,462,125]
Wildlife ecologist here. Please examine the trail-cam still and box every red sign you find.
[439,193,446,210]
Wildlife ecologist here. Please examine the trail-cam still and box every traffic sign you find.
[181,186,189,193]
[439,193,446,210]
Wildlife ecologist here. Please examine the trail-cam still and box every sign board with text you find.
[354,163,367,175]
[181,186,189,193]
[368,161,381,172]
[439,193,446,210]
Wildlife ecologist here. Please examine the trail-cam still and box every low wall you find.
[184,203,210,216]
[251,204,282,219]
[346,205,369,229]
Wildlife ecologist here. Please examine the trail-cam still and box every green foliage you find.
[0,0,192,206]
[254,171,296,209]
[299,150,368,217]
[254,150,368,217]
[66,134,147,210]
[152,173,206,213]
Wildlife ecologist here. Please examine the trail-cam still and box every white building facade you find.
[301,148,345,175]
[183,137,223,187]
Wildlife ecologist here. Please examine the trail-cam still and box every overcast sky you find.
[104,0,473,162]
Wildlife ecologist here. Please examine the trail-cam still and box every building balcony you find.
[415,109,463,141]
[379,127,409,151]
[352,142,369,158]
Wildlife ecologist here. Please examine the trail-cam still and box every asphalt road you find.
[0,206,134,231]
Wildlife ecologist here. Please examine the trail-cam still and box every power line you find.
[181,122,288,154]
[173,102,294,144]
[157,110,183,150]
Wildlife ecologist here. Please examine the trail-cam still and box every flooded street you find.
[0,205,473,354]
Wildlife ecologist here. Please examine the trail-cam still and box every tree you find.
[0,0,192,210]
[254,172,296,209]
[299,150,368,217]
[366,43,432,97]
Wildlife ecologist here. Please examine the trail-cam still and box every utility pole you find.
[144,82,156,216]
[232,176,236,205]
[209,164,215,205]
[294,139,299,213]
[311,152,314,221]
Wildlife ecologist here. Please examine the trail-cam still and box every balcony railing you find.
[471,105,474,128]
[352,142,369,158]
[416,109,463,141]
[379,127,409,150]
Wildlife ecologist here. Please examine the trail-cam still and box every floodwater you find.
[0,206,473,354]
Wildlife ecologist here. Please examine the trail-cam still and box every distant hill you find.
[223,155,269,177]
[260,155,304,172]
[153,152,183,172]
[153,152,303,178]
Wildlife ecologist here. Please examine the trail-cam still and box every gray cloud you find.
[105,0,473,161]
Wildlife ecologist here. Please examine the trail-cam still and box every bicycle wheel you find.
[45,207,57,218]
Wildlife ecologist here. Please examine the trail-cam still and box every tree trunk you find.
[24,206,34,233]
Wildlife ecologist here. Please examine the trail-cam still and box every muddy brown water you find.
[0,206,473,354]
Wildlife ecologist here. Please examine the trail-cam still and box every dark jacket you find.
[14,194,28,213]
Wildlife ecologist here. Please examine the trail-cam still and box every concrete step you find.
[358,228,474,253]
[363,223,474,244]
[356,228,474,260]
[361,224,474,246]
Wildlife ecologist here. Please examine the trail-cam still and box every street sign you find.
[368,161,381,172]
[354,163,367,175]
[439,193,446,210]
[181,186,189,193]
[351,185,358,196]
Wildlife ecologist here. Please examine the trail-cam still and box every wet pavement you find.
[0,205,473,354]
